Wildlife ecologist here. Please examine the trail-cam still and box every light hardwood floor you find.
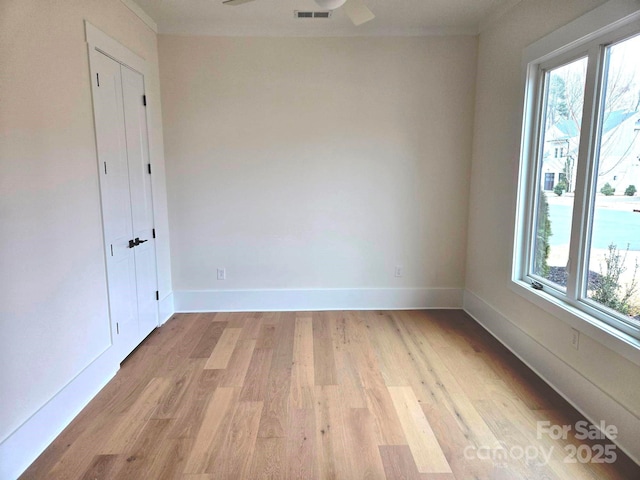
[21,310,640,479]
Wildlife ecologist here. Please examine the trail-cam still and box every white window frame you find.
[511,0,640,366]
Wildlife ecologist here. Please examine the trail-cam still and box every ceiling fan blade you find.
[222,0,258,5]
[343,0,375,26]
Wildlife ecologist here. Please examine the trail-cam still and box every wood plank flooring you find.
[21,310,640,479]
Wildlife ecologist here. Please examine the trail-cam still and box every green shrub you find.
[553,182,566,196]
[624,185,637,196]
[591,243,639,316]
[600,182,615,196]
[534,191,552,277]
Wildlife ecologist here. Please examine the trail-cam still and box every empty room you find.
[2,0,640,478]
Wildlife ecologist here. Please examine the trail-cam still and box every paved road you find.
[548,204,640,250]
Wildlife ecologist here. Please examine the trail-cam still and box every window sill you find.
[508,279,640,367]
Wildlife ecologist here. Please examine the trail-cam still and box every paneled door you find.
[120,65,159,340]
[91,50,158,362]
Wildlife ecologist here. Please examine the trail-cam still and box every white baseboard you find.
[158,291,175,325]
[0,349,119,480]
[463,289,640,465]
[174,287,463,312]
[1,289,175,480]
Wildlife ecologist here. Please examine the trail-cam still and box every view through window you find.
[533,57,587,291]
[521,28,640,338]
[585,34,640,319]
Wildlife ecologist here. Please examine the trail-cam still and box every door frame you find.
[86,22,146,79]
[85,21,160,348]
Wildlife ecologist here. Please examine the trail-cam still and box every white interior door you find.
[121,65,158,339]
[91,50,158,362]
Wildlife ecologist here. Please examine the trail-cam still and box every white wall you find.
[0,0,171,475]
[159,35,477,310]
[466,0,640,462]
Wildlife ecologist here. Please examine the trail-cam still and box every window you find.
[515,5,640,342]
[544,172,555,190]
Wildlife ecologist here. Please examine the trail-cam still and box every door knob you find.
[128,239,136,248]
[134,237,148,246]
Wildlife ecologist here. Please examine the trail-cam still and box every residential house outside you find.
[542,110,640,195]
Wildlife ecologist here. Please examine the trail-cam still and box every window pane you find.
[532,57,588,288]
[586,34,640,323]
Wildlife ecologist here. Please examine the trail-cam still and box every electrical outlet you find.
[571,328,580,350]
[217,268,226,280]
[394,265,403,278]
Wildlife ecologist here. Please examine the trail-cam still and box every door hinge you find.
[116,322,119,335]
[147,163,151,175]
[110,244,113,256]
[143,94,147,106]
[96,73,100,87]
[152,228,156,239]
[156,291,159,301]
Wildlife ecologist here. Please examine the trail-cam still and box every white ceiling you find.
[131,0,523,36]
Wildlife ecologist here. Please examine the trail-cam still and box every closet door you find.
[92,51,140,360]
[121,66,158,340]
[91,51,159,362]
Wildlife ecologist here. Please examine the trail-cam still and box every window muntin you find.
[519,25,640,341]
